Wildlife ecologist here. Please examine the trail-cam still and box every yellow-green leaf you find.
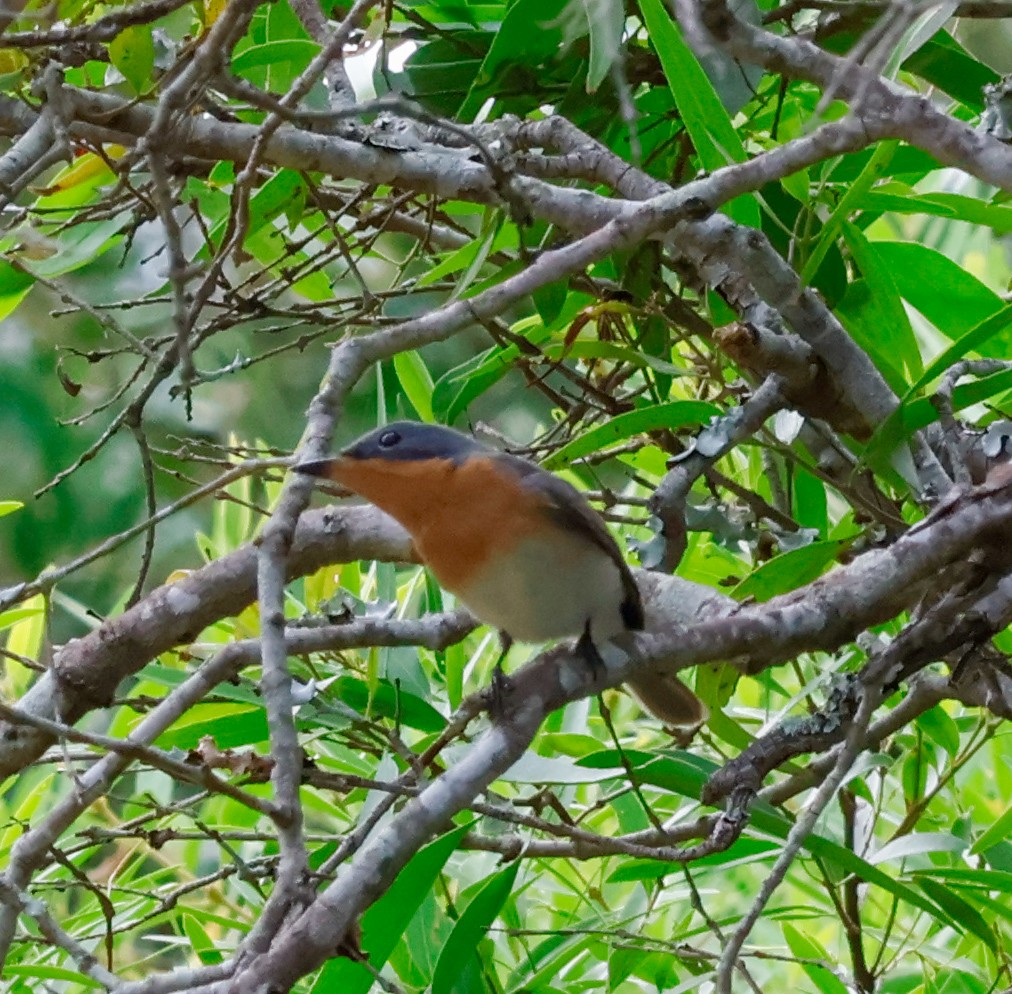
[110,26,155,94]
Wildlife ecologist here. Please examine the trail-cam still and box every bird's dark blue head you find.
[294,421,488,485]
[340,421,486,464]
[294,421,492,525]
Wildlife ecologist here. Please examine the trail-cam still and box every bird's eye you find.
[378,430,401,448]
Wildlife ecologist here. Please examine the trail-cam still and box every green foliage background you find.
[0,0,1011,991]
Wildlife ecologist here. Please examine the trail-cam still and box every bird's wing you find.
[499,455,707,726]
[496,454,645,630]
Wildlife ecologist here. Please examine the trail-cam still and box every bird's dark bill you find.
[293,458,340,478]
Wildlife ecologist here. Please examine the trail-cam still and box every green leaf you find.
[827,143,940,184]
[5,594,46,664]
[586,749,959,924]
[0,261,33,321]
[754,813,957,924]
[137,661,260,705]
[311,824,471,994]
[579,748,716,798]
[871,239,1005,333]
[443,639,465,710]
[399,35,488,117]
[862,302,1012,465]
[393,351,435,422]
[637,0,759,228]
[803,139,897,285]
[902,746,929,807]
[452,210,503,298]
[915,705,960,758]
[0,281,32,323]
[431,862,520,994]
[419,209,502,288]
[586,0,624,92]
[458,0,568,119]
[793,467,828,536]
[901,30,999,111]
[109,25,155,93]
[156,705,267,750]
[694,662,740,712]
[182,912,224,965]
[608,837,779,881]
[0,500,23,517]
[544,340,687,377]
[0,605,43,633]
[733,540,843,602]
[430,320,557,423]
[505,925,598,991]
[910,867,1012,890]
[970,804,1012,855]
[638,0,743,168]
[231,40,319,78]
[28,218,129,277]
[434,334,689,424]
[1,966,103,988]
[330,676,447,733]
[543,400,720,467]
[0,773,55,858]
[781,167,810,204]
[705,707,756,751]
[855,191,1012,235]
[247,168,305,239]
[917,877,996,950]
[532,281,567,325]
[841,223,922,381]
[781,923,850,994]
[870,832,967,864]
[911,302,1012,391]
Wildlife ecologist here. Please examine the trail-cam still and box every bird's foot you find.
[484,659,514,720]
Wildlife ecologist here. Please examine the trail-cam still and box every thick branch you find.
[684,0,1012,190]
[0,505,411,779]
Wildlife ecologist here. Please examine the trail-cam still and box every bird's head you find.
[295,421,485,481]
[293,422,491,525]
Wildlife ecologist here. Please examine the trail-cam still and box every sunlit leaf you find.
[109,26,155,94]
[733,541,843,602]
[544,400,720,467]
[393,350,436,421]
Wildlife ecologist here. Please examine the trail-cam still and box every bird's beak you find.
[293,457,343,480]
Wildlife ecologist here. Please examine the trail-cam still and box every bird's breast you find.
[409,457,546,589]
[450,530,628,642]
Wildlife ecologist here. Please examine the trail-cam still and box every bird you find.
[295,421,704,726]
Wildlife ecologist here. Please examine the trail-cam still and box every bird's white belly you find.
[453,532,627,643]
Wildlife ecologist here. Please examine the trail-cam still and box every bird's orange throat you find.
[322,454,543,589]
[320,456,458,533]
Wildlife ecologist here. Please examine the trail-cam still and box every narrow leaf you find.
[393,350,435,422]
[842,223,922,381]
[637,0,759,228]
[733,541,843,602]
[543,400,719,467]
[432,863,520,994]
[311,824,471,994]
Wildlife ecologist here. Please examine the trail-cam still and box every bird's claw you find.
[484,660,514,719]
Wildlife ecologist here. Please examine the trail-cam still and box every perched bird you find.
[296,421,703,725]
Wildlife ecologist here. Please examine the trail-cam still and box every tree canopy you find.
[1,0,1012,992]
